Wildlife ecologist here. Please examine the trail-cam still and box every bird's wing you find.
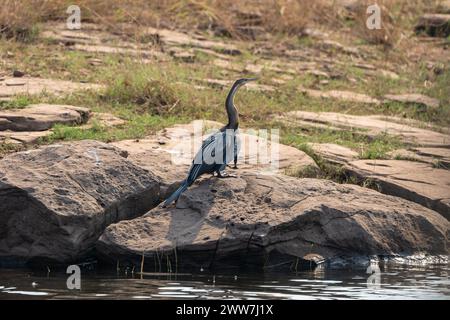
[186,162,203,185]
[187,131,223,184]
[192,131,219,164]
[234,134,241,154]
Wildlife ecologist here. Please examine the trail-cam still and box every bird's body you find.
[162,78,256,207]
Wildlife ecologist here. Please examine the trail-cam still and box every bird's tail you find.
[162,180,188,207]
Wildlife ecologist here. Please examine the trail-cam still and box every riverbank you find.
[0,1,449,272]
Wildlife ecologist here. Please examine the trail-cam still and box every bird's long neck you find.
[224,83,240,130]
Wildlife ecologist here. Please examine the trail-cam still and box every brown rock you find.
[384,93,440,109]
[415,14,450,37]
[0,104,91,131]
[112,120,318,197]
[299,88,380,104]
[0,77,102,100]
[389,147,450,168]
[319,40,360,55]
[71,44,166,60]
[281,111,450,147]
[308,143,358,164]
[413,147,450,167]
[4,79,26,86]
[97,172,449,271]
[144,27,241,55]
[201,79,275,92]
[346,159,450,220]
[0,130,52,144]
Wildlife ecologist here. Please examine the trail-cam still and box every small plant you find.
[0,142,25,158]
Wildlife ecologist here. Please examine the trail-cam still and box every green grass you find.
[0,22,448,169]
[43,114,179,143]
[281,124,403,160]
[0,94,39,110]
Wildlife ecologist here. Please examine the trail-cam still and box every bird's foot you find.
[217,170,237,178]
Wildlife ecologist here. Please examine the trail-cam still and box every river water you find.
[0,264,448,300]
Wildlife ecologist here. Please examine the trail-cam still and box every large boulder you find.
[0,141,160,266]
[97,171,449,271]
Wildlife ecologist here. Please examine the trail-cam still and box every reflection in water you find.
[0,264,448,300]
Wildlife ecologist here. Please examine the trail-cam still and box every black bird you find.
[162,78,257,207]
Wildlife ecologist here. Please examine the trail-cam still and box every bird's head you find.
[234,77,258,87]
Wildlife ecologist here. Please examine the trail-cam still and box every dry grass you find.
[0,0,332,40]
[0,0,442,45]
[350,0,442,48]
[0,0,43,40]
[66,0,327,39]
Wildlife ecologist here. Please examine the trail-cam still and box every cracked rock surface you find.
[0,140,160,265]
[96,171,449,271]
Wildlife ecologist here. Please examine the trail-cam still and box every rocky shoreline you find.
[0,139,448,271]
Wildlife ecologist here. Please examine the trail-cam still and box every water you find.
[0,264,448,300]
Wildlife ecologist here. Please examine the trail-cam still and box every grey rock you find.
[0,141,160,265]
[97,172,449,271]
[346,159,450,220]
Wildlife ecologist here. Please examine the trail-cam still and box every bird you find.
[162,78,257,207]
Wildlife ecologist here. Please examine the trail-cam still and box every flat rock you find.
[306,70,330,78]
[413,147,450,166]
[212,59,241,72]
[0,77,102,100]
[388,149,430,162]
[384,94,440,109]
[41,27,103,45]
[41,23,168,61]
[81,112,126,129]
[308,143,358,164]
[71,44,167,60]
[0,104,91,131]
[299,88,380,104]
[201,79,275,92]
[389,147,450,168]
[0,141,161,265]
[415,14,450,37]
[0,130,52,144]
[319,40,360,55]
[346,159,450,220]
[112,120,318,197]
[97,172,449,271]
[144,27,241,55]
[351,63,400,80]
[168,47,196,62]
[281,111,450,147]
